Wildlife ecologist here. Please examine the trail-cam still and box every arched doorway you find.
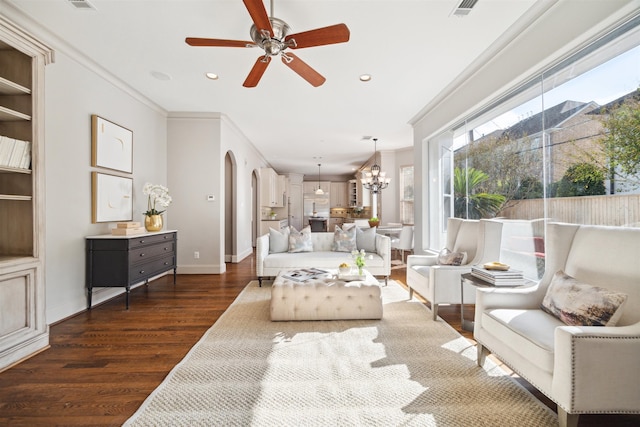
[224,151,236,262]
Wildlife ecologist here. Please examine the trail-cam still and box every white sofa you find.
[256,231,391,285]
[474,222,640,427]
[406,218,503,320]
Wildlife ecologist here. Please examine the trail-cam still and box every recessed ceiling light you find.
[205,72,219,80]
[359,74,372,82]
[150,71,172,81]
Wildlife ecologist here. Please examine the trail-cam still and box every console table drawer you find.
[128,232,177,249]
[129,242,175,263]
[130,254,176,282]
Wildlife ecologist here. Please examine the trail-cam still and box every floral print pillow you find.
[332,225,357,252]
[288,226,313,253]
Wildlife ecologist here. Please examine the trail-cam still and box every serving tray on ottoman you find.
[270,269,383,321]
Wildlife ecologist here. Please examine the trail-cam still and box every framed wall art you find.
[91,172,133,223]
[91,115,133,173]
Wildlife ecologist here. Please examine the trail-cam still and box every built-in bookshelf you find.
[0,17,53,372]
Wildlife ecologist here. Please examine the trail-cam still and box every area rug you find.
[124,280,557,426]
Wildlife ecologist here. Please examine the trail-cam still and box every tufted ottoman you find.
[270,270,383,321]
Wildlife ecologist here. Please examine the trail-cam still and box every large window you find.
[399,165,414,224]
[437,16,640,278]
[453,19,640,227]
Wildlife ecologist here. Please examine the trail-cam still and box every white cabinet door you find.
[330,182,348,207]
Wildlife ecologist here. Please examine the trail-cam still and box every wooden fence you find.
[499,193,640,227]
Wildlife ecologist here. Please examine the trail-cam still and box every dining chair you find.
[390,225,414,263]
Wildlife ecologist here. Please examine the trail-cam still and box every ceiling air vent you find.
[451,0,479,17]
[67,0,97,11]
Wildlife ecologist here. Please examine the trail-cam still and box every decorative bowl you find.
[339,266,351,275]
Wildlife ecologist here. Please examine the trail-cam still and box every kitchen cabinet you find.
[348,179,370,207]
[359,181,371,207]
[348,179,358,207]
[0,19,53,371]
[285,173,303,231]
[330,182,348,207]
[260,168,285,207]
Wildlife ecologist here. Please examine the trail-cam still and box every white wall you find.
[43,51,167,322]
[167,113,267,274]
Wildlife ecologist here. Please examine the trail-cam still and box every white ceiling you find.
[5,0,537,177]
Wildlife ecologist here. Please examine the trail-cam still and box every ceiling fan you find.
[185,0,350,87]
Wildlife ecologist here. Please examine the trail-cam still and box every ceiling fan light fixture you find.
[205,72,219,80]
[360,74,372,82]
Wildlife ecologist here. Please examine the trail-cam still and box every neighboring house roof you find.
[588,88,640,114]
[504,100,594,139]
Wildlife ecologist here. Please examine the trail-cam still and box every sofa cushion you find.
[288,226,313,253]
[269,227,290,253]
[438,248,467,266]
[483,308,563,374]
[541,270,628,326]
[332,225,357,252]
[356,226,377,252]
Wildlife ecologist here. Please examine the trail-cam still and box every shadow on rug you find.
[124,280,557,426]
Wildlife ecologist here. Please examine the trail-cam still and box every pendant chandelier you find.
[362,138,390,194]
[315,163,324,195]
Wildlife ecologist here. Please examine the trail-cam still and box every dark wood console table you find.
[86,230,177,309]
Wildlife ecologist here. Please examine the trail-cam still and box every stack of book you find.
[0,136,31,170]
[111,222,145,236]
[471,265,525,286]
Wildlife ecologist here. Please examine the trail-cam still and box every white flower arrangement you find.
[143,183,172,216]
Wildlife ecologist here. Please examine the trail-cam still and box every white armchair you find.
[474,222,640,427]
[406,218,503,320]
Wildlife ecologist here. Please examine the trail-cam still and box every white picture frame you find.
[91,115,133,173]
[92,172,133,223]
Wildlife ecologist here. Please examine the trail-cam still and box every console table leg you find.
[87,288,93,310]
[173,268,177,285]
[125,286,130,310]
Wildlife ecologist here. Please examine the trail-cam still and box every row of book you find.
[0,136,31,170]
[471,265,525,286]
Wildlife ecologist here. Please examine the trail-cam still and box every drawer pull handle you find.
[140,253,145,257]
[139,240,145,243]
[139,270,145,274]
[164,262,169,265]
[164,247,168,250]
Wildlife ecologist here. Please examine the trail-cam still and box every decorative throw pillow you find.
[332,225,357,252]
[269,227,290,254]
[288,226,313,253]
[541,270,628,326]
[437,248,467,266]
[356,226,377,252]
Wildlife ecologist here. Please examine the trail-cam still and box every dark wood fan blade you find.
[186,37,254,48]
[243,56,271,87]
[285,23,350,49]
[243,0,273,36]
[281,53,325,87]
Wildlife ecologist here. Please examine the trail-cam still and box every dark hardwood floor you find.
[0,253,637,426]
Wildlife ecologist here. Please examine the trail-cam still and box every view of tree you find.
[598,90,640,193]
[555,162,606,197]
[453,167,505,219]
[457,133,543,212]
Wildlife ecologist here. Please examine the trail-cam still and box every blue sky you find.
[469,44,640,140]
